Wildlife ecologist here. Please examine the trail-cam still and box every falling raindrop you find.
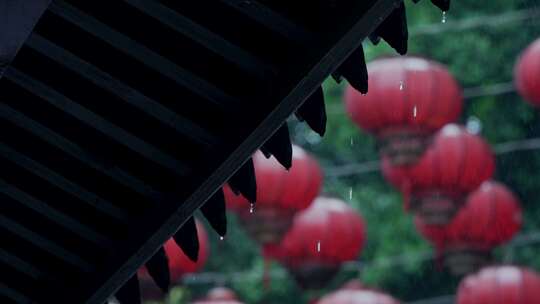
[317,240,321,252]
[442,11,447,23]
[219,236,224,241]
[349,187,353,200]
[350,137,354,146]
[413,105,418,118]
[249,203,255,214]
[399,80,404,90]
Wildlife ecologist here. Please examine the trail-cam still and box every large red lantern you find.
[457,266,540,304]
[416,181,522,275]
[225,145,323,245]
[270,197,366,289]
[383,124,495,224]
[345,56,462,165]
[515,38,540,107]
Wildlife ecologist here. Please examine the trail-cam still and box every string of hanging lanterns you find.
[342,48,535,281]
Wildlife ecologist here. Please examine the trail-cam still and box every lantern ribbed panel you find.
[345,56,462,135]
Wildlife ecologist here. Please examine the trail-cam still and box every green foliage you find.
[147,1,540,303]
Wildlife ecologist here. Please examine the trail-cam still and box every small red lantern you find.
[457,266,540,304]
[383,124,495,224]
[225,145,322,245]
[345,56,462,165]
[515,38,540,107]
[165,220,210,282]
[416,181,522,275]
[271,197,366,289]
[318,286,400,304]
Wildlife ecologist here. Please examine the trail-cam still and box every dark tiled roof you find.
[0,0,447,303]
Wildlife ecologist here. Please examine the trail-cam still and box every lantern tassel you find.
[402,181,412,211]
[263,256,272,290]
[435,245,444,271]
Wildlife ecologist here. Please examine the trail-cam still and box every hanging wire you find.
[325,137,540,177]
[327,81,517,115]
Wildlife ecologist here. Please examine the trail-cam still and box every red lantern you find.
[383,124,495,224]
[225,145,323,245]
[318,287,400,304]
[416,181,522,275]
[345,56,462,165]
[165,220,210,282]
[271,197,366,289]
[515,38,540,107]
[457,266,540,304]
